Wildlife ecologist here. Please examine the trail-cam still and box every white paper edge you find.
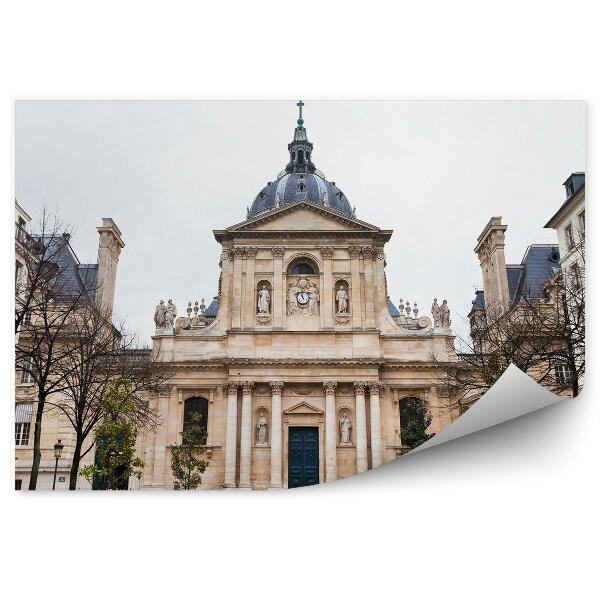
[410,364,563,455]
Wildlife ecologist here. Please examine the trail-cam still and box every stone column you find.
[238,381,254,488]
[244,247,257,329]
[324,381,338,482]
[362,247,376,329]
[374,249,387,330]
[349,246,362,329]
[353,381,368,474]
[272,247,285,329]
[219,250,233,330]
[224,382,239,487]
[270,381,284,488]
[368,383,383,469]
[231,247,245,329]
[322,247,334,329]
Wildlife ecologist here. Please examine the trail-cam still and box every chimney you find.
[96,218,124,316]
[474,217,510,315]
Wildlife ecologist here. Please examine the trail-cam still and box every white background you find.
[1,2,597,599]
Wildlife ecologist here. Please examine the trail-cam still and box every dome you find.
[247,101,354,219]
[249,172,352,217]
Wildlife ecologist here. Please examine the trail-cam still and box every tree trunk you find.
[69,436,83,490]
[28,395,45,490]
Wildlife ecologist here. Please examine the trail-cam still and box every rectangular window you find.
[22,310,32,325]
[15,402,33,446]
[578,210,585,237]
[20,356,34,384]
[554,363,572,386]
[15,479,22,490]
[570,264,582,290]
[565,224,575,250]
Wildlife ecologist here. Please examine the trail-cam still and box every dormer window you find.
[297,183,306,192]
[566,182,575,197]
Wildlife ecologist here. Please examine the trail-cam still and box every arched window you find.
[289,262,316,275]
[184,397,209,442]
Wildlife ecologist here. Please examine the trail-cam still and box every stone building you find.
[14,211,124,490]
[144,106,461,490]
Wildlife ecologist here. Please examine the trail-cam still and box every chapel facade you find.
[144,105,461,489]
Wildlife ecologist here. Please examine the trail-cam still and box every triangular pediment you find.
[284,401,324,415]
[227,201,380,233]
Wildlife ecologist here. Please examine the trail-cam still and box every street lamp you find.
[52,439,64,490]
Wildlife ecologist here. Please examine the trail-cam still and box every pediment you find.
[283,401,324,415]
[227,201,380,233]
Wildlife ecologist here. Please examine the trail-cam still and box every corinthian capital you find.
[323,381,337,395]
[348,246,361,258]
[233,247,246,259]
[361,246,374,259]
[321,246,334,258]
[272,247,285,259]
[241,381,254,394]
[353,381,367,395]
[269,380,284,394]
[224,382,239,395]
[245,246,258,258]
[368,382,382,395]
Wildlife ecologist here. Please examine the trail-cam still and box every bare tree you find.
[16,214,98,490]
[433,246,585,408]
[45,303,170,489]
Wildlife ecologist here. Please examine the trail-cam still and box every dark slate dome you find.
[248,101,354,218]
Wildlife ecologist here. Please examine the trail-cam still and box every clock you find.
[297,292,310,306]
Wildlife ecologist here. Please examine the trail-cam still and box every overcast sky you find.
[15,100,585,344]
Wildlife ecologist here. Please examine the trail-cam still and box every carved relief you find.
[287,277,320,316]
[321,246,334,258]
[348,246,361,258]
[225,382,239,395]
[272,247,285,259]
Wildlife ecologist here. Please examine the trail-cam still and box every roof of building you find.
[204,296,219,318]
[545,172,585,229]
[248,102,353,218]
[471,244,560,313]
[34,234,98,302]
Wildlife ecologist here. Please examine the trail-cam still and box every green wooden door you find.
[288,427,319,488]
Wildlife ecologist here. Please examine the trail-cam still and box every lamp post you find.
[52,439,64,490]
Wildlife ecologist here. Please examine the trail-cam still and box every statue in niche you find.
[441,299,451,328]
[308,284,319,316]
[154,300,166,327]
[257,285,271,314]
[336,284,349,314]
[255,413,269,445]
[164,299,177,328]
[431,298,441,328]
[339,412,352,444]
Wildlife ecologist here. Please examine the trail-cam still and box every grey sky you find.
[15,100,585,345]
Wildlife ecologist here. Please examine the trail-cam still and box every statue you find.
[255,414,269,445]
[164,299,177,328]
[287,280,301,315]
[339,413,352,444]
[154,300,166,327]
[431,298,441,328]
[336,285,349,314]
[441,299,451,328]
[257,285,270,314]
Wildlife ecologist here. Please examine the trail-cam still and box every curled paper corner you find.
[410,365,563,455]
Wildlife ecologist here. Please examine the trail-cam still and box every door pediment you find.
[284,401,324,415]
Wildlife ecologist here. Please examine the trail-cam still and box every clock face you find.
[297,292,310,305]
